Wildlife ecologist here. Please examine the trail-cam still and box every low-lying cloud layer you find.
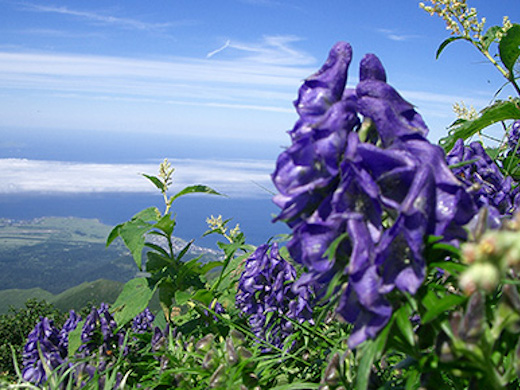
[0,158,276,198]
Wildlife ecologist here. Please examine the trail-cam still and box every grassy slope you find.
[0,279,125,314]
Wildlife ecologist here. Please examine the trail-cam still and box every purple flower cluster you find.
[22,305,156,386]
[132,307,155,334]
[236,243,313,351]
[79,303,124,357]
[272,42,477,348]
[447,138,519,226]
[507,120,520,154]
[22,317,70,385]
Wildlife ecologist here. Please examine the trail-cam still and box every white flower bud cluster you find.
[460,213,520,294]
[453,101,478,120]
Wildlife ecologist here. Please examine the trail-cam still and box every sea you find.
[0,127,291,248]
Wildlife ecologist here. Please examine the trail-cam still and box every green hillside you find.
[0,288,55,314]
[50,279,125,312]
[0,279,124,314]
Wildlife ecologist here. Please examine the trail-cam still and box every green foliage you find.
[439,98,520,152]
[107,159,223,327]
[0,299,64,379]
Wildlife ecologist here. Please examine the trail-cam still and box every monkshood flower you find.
[447,138,518,226]
[204,299,225,323]
[236,243,313,351]
[272,41,477,348]
[22,317,65,385]
[22,311,81,385]
[80,303,125,357]
[132,307,155,333]
[507,120,520,154]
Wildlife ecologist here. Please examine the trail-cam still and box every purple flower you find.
[132,308,155,333]
[236,243,313,351]
[271,42,478,348]
[22,317,65,385]
[507,120,520,154]
[447,139,517,226]
[204,299,225,323]
[294,41,352,122]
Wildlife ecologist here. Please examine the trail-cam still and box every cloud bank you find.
[0,158,276,198]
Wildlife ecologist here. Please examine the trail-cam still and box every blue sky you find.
[0,0,518,196]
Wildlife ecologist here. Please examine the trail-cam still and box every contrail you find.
[206,40,231,58]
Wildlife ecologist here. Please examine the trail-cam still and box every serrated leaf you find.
[142,174,165,192]
[170,185,223,203]
[435,36,466,59]
[499,24,520,75]
[439,99,520,152]
[111,277,156,328]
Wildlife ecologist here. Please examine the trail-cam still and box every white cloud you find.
[19,3,175,31]
[209,35,315,66]
[377,28,419,42]
[0,51,311,106]
[0,158,276,198]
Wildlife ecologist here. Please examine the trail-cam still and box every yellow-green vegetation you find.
[0,217,111,249]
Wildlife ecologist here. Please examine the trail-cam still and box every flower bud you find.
[230,329,245,345]
[209,364,226,388]
[459,262,500,294]
[202,349,217,371]
[460,291,485,343]
[322,352,340,385]
[225,337,238,365]
[196,333,214,353]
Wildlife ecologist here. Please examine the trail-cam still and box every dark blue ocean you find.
[0,193,288,247]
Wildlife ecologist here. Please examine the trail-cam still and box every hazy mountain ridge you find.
[0,216,222,295]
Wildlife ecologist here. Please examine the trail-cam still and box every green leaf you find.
[174,290,191,306]
[170,185,223,203]
[355,319,393,390]
[421,290,467,324]
[429,261,467,275]
[439,99,520,152]
[132,206,161,222]
[68,319,85,358]
[192,289,214,306]
[175,239,194,262]
[482,26,502,51]
[106,224,122,247]
[119,219,153,271]
[153,214,176,237]
[199,260,224,275]
[435,36,467,59]
[142,174,165,192]
[158,279,176,313]
[111,277,156,328]
[145,242,171,259]
[145,251,171,273]
[394,305,415,348]
[499,24,520,75]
